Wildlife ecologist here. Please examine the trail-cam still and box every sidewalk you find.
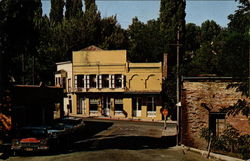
[82,115,177,124]
[182,145,246,161]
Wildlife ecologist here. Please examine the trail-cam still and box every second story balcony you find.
[74,74,126,93]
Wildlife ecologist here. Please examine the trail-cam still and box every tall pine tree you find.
[159,0,185,66]
[65,0,83,19]
[3,0,42,84]
[50,0,64,23]
[85,0,95,11]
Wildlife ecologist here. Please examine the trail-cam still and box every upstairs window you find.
[115,74,122,88]
[77,75,84,88]
[90,75,97,88]
[102,75,109,88]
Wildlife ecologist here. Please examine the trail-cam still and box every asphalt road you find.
[3,119,215,161]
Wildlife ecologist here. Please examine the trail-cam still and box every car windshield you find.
[49,123,64,130]
[19,128,47,138]
[60,119,82,126]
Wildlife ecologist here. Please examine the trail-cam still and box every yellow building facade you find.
[58,46,163,121]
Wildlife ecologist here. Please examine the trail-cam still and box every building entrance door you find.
[103,97,110,116]
[133,97,142,117]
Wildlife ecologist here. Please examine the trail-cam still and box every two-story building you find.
[55,61,72,115]
[56,46,164,121]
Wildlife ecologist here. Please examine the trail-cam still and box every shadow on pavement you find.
[73,135,176,152]
[8,121,177,157]
[4,121,113,158]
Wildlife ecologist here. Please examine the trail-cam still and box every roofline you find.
[56,61,72,65]
[73,49,127,52]
[14,85,63,89]
[182,76,247,81]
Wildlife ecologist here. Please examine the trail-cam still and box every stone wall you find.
[181,81,250,149]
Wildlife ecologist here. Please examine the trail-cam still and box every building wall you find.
[69,48,163,121]
[127,63,162,92]
[12,85,64,128]
[181,81,250,149]
[55,61,73,115]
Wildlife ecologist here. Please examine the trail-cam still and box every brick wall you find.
[181,81,250,149]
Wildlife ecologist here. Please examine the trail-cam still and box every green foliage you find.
[200,127,211,142]
[85,0,95,11]
[65,0,83,20]
[50,0,64,23]
[185,23,200,52]
[200,20,221,43]
[200,125,250,159]
[238,134,250,160]
[228,0,250,34]
[221,99,249,117]
[159,0,186,66]
[218,32,249,77]
[99,16,128,50]
[127,18,163,62]
[0,0,42,84]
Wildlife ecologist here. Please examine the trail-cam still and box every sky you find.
[42,0,239,29]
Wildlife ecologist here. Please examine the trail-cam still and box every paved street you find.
[3,119,215,161]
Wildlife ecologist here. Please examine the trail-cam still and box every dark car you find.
[56,117,85,140]
[11,126,52,154]
[57,117,85,132]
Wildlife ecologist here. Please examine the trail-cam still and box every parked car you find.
[11,126,53,154]
[56,117,85,139]
[48,123,67,138]
[57,116,85,133]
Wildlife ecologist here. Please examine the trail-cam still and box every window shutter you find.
[109,75,112,88]
[86,75,90,88]
[121,75,124,88]
[74,75,77,89]
[96,75,98,88]
[83,75,86,88]
[112,75,115,88]
[99,75,102,88]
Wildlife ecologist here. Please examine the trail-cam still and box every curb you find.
[182,145,245,161]
[83,116,178,124]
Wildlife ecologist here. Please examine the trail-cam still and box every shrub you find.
[200,125,250,159]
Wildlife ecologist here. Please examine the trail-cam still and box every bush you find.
[238,134,250,160]
[200,125,250,159]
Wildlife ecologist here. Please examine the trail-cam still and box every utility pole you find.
[176,25,180,145]
[32,55,35,85]
[248,28,250,96]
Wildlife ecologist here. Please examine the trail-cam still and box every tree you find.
[127,17,163,62]
[83,0,101,46]
[2,0,42,84]
[185,23,201,52]
[189,42,219,75]
[65,0,83,20]
[50,0,64,23]
[228,0,250,34]
[220,0,250,118]
[85,0,95,11]
[159,0,186,66]
[127,17,147,62]
[183,20,222,76]
[99,16,128,50]
[200,20,221,43]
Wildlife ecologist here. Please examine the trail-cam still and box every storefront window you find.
[90,98,99,111]
[115,98,123,115]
